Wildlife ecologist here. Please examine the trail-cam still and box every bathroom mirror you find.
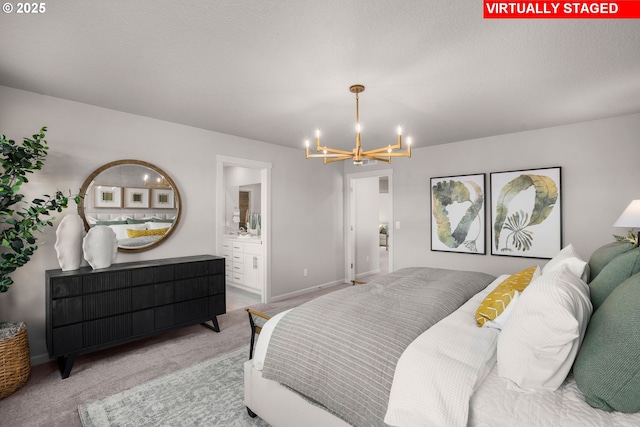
[78,159,181,253]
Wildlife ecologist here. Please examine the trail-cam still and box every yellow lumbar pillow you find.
[126,227,169,238]
[476,266,540,327]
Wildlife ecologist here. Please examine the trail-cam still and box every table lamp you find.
[613,200,640,247]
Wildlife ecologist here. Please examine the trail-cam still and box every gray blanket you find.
[262,267,496,427]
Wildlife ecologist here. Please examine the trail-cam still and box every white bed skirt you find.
[244,360,351,427]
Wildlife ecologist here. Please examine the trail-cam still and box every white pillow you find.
[484,291,520,330]
[543,243,589,281]
[497,265,592,392]
[108,223,147,240]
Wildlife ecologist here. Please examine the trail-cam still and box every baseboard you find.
[227,282,261,295]
[31,353,52,367]
[269,279,346,303]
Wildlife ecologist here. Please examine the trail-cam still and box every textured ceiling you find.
[1,1,640,151]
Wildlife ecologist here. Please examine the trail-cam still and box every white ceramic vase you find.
[54,213,85,271]
[82,226,118,270]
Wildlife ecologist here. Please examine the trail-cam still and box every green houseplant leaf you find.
[493,174,558,251]
[0,127,81,293]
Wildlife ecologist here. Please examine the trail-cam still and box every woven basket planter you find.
[0,322,31,400]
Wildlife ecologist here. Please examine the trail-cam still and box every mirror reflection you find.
[224,166,261,237]
[78,160,181,252]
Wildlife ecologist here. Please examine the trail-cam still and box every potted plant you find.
[0,126,79,400]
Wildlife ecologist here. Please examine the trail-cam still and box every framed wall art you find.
[490,167,562,259]
[430,173,486,254]
[93,186,122,208]
[124,187,150,209]
[152,188,175,209]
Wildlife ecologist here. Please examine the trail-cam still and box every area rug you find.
[78,345,270,426]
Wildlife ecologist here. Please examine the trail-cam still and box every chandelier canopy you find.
[305,84,412,165]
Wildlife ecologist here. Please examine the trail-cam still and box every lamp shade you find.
[613,200,640,228]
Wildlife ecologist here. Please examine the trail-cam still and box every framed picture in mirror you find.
[124,187,150,208]
[94,186,122,208]
[152,188,175,209]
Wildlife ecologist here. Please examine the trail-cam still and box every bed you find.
[85,212,175,249]
[244,242,640,426]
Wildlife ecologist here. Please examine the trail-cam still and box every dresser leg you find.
[57,354,77,379]
[201,316,220,332]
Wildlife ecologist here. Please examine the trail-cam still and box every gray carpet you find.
[78,346,269,427]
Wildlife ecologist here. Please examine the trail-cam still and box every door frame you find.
[345,169,394,283]
[216,155,272,303]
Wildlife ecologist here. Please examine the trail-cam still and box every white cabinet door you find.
[243,253,261,291]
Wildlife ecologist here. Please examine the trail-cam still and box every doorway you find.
[216,155,272,305]
[345,169,393,284]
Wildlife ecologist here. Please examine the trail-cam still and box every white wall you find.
[345,113,640,277]
[0,85,345,363]
[379,194,391,225]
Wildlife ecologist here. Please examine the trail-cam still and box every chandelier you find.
[305,84,412,165]
[143,174,171,188]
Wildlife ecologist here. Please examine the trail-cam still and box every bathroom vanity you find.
[222,237,263,294]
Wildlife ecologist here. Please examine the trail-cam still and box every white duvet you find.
[253,277,640,427]
[384,275,503,426]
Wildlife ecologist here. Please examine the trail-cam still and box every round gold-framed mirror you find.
[78,159,181,253]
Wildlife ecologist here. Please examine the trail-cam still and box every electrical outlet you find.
[303,268,308,277]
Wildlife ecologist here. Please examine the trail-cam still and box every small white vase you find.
[82,226,118,270]
[54,213,85,271]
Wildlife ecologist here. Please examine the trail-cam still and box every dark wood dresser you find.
[45,255,225,378]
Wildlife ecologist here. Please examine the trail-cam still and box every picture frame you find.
[430,173,486,254]
[151,188,175,209]
[93,186,122,208]
[490,167,562,259]
[124,187,150,209]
